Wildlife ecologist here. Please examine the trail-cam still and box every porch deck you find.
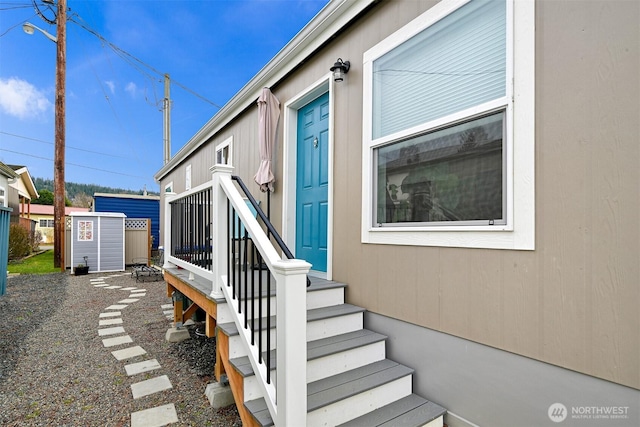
[163,266,346,382]
[164,267,223,338]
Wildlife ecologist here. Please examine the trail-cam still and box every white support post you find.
[210,164,234,298]
[273,259,311,427]
[163,191,176,270]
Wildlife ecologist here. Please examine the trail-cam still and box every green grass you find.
[8,250,60,275]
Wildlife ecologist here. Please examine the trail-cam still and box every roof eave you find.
[154,0,375,182]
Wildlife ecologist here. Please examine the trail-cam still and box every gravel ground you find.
[0,271,241,427]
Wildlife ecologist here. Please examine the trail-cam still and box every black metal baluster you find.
[258,251,263,364]
[243,223,248,328]
[250,242,255,346]
[232,205,238,301]
[227,200,231,293]
[266,269,271,384]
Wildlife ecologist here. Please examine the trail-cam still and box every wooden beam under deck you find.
[164,268,218,338]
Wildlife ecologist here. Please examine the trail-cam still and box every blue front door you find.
[296,93,329,272]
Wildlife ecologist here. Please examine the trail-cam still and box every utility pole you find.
[53,0,66,270]
[163,73,171,165]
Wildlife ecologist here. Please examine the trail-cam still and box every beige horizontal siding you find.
[158,0,639,390]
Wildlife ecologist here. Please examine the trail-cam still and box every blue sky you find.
[0,0,328,193]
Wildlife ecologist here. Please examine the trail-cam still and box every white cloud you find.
[125,82,138,98]
[0,77,52,119]
[105,80,115,94]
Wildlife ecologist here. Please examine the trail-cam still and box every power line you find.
[68,13,223,110]
[0,11,36,37]
[1,6,222,109]
[0,147,152,179]
[0,131,130,159]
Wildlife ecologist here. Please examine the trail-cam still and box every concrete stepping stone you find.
[163,310,173,316]
[119,298,140,304]
[100,311,121,318]
[121,287,138,291]
[106,304,128,310]
[99,318,123,326]
[104,286,122,289]
[94,284,109,287]
[161,304,173,309]
[90,278,105,282]
[131,375,173,399]
[125,359,161,376]
[112,346,147,361]
[130,293,146,297]
[98,326,126,336]
[131,403,178,427]
[103,335,133,347]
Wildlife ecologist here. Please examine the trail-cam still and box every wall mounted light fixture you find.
[330,58,350,82]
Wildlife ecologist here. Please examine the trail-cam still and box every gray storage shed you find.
[70,212,125,273]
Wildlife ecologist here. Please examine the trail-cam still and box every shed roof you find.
[70,212,126,218]
[93,193,160,201]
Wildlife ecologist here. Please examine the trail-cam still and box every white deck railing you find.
[163,164,309,426]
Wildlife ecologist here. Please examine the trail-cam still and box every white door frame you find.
[282,74,335,280]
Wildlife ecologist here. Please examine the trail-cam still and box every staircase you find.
[216,276,446,427]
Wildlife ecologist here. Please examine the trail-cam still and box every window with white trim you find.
[39,219,54,228]
[362,0,535,250]
[0,186,5,207]
[185,164,192,191]
[215,136,233,166]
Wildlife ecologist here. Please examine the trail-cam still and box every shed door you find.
[99,217,125,271]
[296,93,329,272]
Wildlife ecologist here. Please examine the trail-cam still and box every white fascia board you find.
[154,0,376,182]
[12,167,39,199]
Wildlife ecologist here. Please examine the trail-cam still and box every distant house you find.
[6,165,38,229]
[0,162,17,209]
[0,162,17,297]
[92,193,160,249]
[30,205,90,244]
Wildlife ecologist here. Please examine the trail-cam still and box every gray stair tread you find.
[217,303,365,336]
[307,359,412,410]
[307,303,365,321]
[244,398,273,427]
[229,350,275,377]
[307,276,348,291]
[308,329,386,360]
[230,329,387,377]
[245,359,415,426]
[337,394,447,427]
[217,315,275,336]
[224,274,346,301]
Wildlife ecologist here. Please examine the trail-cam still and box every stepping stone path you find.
[94,273,179,426]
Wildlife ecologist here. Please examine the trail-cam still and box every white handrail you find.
[211,164,309,426]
